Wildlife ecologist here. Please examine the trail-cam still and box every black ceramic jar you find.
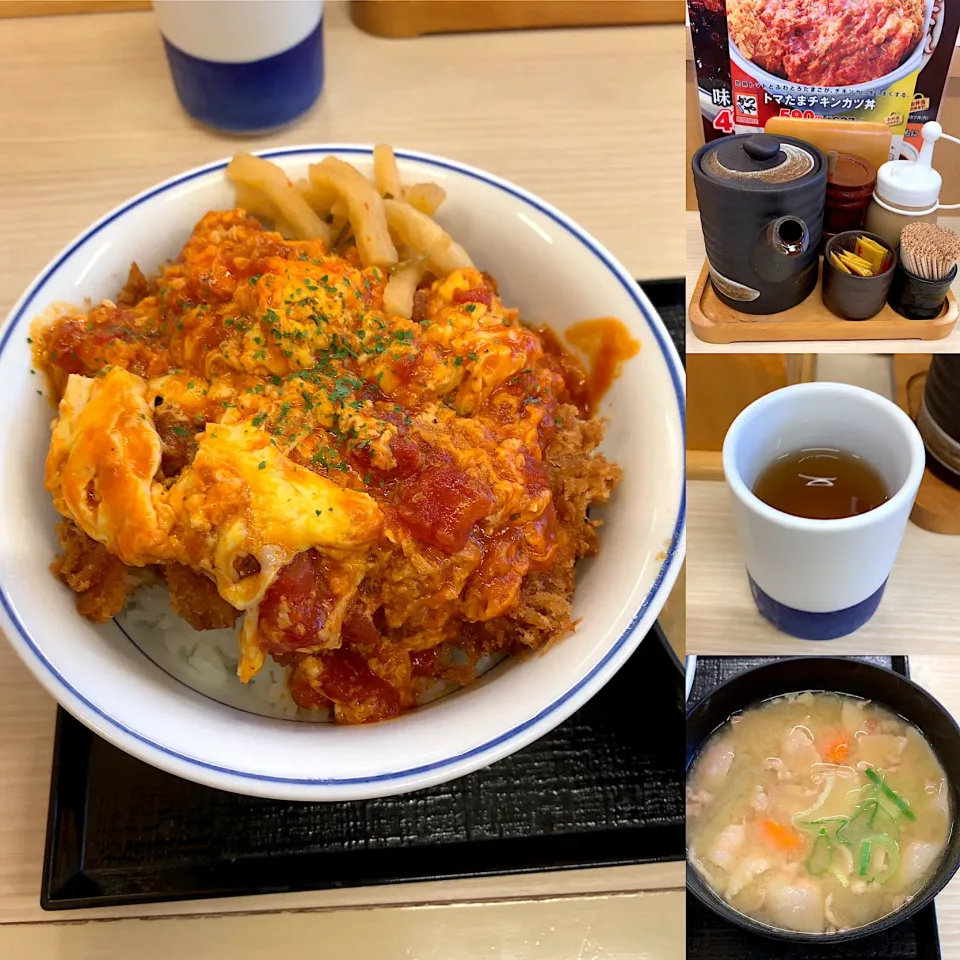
[693,133,827,314]
[888,262,957,321]
[917,355,960,489]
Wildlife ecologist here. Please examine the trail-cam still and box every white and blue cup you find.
[154,0,325,134]
[722,382,925,641]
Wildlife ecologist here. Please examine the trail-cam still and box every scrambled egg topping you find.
[37,210,585,719]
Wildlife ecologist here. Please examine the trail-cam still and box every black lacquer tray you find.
[43,624,683,909]
[41,278,687,911]
[641,277,685,361]
[687,656,942,960]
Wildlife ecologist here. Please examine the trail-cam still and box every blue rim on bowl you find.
[0,147,686,795]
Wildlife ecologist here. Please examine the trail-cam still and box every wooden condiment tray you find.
[895,355,960,536]
[689,259,959,344]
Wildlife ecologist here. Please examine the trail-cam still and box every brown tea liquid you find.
[752,447,890,520]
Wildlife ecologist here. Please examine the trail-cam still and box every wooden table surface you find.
[686,212,960,354]
[689,478,960,653]
[0,4,685,957]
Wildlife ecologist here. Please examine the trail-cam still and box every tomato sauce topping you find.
[289,650,401,723]
[452,286,493,306]
[34,210,629,725]
[397,464,495,553]
[258,550,337,653]
[540,319,639,417]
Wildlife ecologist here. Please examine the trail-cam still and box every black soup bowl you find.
[686,657,960,944]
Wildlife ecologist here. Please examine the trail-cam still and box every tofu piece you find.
[764,875,825,933]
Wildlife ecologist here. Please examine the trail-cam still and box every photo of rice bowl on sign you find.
[726,0,936,115]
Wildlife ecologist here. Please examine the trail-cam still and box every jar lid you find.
[876,158,942,208]
[828,153,876,189]
[698,134,822,188]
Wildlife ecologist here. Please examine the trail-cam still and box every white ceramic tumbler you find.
[154,0,325,134]
[722,382,925,640]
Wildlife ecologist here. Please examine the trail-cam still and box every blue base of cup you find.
[162,18,324,134]
[748,575,888,641]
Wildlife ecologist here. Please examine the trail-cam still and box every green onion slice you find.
[837,802,877,845]
[865,768,916,821]
[865,835,901,883]
[792,775,835,823]
[806,828,833,876]
[868,799,900,839]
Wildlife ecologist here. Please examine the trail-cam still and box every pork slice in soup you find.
[687,693,951,934]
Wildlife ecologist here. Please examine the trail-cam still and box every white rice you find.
[118,586,507,721]
[119,586,326,721]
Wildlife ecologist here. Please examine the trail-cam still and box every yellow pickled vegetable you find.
[855,236,887,274]
[835,248,874,276]
[830,251,853,275]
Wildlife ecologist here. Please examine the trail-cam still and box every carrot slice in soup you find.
[757,819,803,852]
[822,733,850,764]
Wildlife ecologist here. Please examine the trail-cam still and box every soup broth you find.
[687,692,951,935]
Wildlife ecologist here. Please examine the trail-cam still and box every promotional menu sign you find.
[688,0,735,143]
[689,0,960,159]
[905,0,960,155]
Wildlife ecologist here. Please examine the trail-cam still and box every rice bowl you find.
[0,147,684,800]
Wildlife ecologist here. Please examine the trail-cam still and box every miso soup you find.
[687,692,951,935]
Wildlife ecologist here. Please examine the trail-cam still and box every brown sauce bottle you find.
[821,152,877,253]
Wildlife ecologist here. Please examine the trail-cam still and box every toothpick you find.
[900,222,960,281]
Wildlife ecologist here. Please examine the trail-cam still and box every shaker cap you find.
[875,121,946,209]
[876,159,942,209]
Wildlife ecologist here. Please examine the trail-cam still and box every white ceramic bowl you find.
[0,147,685,800]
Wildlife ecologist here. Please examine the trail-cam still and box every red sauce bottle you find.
[821,152,877,251]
